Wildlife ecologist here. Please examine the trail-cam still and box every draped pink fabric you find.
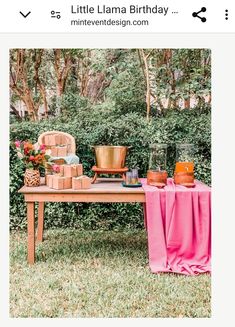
[141,178,211,275]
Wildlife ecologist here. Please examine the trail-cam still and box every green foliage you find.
[150,49,211,108]
[105,51,146,115]
[10,106,211,230]
[61,92,90,118]
[10,49,211,122]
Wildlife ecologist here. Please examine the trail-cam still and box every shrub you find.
[10,107,211,230]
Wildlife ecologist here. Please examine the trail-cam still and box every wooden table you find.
[19,179,146,264]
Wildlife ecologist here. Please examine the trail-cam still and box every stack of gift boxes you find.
[44,134,68,157]
[46,164,92,190]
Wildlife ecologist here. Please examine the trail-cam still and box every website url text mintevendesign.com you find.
[71,19,149,27]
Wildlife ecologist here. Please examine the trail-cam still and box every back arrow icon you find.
[20,11,31,18]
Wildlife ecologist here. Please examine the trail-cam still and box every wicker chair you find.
[38,130,76,164]
[38,130,76,154]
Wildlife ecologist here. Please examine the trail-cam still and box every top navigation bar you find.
[0,0,234,33]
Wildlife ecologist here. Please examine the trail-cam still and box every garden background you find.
[10,48,211,231]
[9,48,211,318]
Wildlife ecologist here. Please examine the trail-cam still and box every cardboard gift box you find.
[50,146,58,157]
[63,176,72,189]
[63,165,77,177]
[72,176,83,190]
[57,146,67,157]
[46,174,54,188]
[44,134,61,146]
[82,176,91,189]
[59,165,64,176]
[44,135,51,146]
[49,175,72,190]
[72,175,91,190]
[52,175,64,189]
[76,164,83,176]
[60,134,67,145]
[63,164,83,177]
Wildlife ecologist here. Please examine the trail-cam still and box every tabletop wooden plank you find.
[19,177,211,195]
[19,180,145,194]
[23,192,146,203]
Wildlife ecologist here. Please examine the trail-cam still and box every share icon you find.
[192,7,207,23]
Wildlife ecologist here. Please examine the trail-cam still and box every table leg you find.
[37,202,44,243]
[142,203,147,230]
[27,202,35,264]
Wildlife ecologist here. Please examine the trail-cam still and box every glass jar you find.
[149,144,167,171]
[125,169,139,185]
[131,168,139,184]
[174,143,195,185]
[147,144,168,185]
[125,171,132,185]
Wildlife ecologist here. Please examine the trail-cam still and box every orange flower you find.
[34,154,43,164]
[23,142,33,150]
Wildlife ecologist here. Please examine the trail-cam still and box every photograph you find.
[9,48,211,318]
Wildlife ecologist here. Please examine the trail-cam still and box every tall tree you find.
[10,49,50,121]
[138,49,155,121]
[10,49,39,121]
[53,49,72,115]
[33,49,48,118]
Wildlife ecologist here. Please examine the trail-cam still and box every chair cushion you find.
[50,154,80,165]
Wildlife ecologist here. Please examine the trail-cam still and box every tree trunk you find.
[53,49,72,116]
[56,86,62,116]
[10,49,41,121]
[10,104,22,119]
[139,49,151,121]
[34,49,48,118]
[184,98,190,109]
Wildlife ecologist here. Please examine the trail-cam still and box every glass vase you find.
[174,143,195,185]
[147,144,168,185]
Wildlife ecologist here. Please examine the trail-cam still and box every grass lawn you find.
[10,229,211,318]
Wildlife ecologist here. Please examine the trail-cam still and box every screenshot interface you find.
[0,0,234,325]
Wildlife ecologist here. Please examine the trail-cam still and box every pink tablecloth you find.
[141,178,211,275]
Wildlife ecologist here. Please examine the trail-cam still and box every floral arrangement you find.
[52,164,61,174]
[14,140,50,170]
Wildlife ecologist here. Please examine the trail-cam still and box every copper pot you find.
[147,170,168,185]
[92,145,129,169]
[174,171,194,185]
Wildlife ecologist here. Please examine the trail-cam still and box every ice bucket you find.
[92,145,129,169]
